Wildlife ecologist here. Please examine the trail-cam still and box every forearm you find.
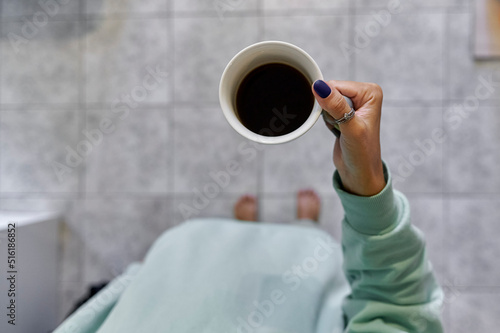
[334,163,444,332]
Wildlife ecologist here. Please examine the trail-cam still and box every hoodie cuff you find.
[333,162,399,235]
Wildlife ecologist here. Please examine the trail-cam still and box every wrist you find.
[338,165,385,197]
[333,162,399,235]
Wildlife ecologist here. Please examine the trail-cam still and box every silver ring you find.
[327,108,355,125]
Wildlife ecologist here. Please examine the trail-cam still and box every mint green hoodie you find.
[54,164,444,332]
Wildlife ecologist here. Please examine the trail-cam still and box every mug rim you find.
[219,40,323,145]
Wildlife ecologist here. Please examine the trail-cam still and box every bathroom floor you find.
[0,0,499,330]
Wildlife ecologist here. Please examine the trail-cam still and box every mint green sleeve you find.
[333,162,444,333]
[53,263,142,333]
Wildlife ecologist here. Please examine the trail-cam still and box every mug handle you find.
[321,95,354,138]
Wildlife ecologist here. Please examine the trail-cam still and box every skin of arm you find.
[314,80,444,332]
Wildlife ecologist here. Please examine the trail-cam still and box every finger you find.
[312,80,352,120]
[312,80,361,136]
[329,80,383,109]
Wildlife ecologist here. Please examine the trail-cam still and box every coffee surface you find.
[236,63,314,136]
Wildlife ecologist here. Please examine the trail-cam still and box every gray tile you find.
[447,198,500,286]
[447,13,500,102]
[173,195,236,223]
[262,15,350,81]
[449,291,500,333]
[262,120,338,194]
[86,0,168,15]
[261,194,343,240]
[381,107,443,193]
[173,0,258,13]
[405,194,447,282]
[85,18,171,104]
[0,109,80,192]
[173,105,259,194]
[354,13,445,102]
[441,287,452,333]
[263,0,348,10]
[173,16,260,103]
[446,107,500,193]
[81,197,173,282]
[2,0,81,17]
[260,194,296,224]
[85,108,171,193]
[0,20,81,104]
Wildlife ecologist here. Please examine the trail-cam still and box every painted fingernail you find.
[313,80,331,98]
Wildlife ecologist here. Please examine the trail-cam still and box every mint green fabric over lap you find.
[54,163,443,333]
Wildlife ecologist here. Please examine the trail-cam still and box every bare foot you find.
[297,189,321,222]
[234,195,258,222]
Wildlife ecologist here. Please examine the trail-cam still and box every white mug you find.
[219,40,352,144]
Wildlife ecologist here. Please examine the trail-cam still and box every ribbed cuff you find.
[333,162,399,235]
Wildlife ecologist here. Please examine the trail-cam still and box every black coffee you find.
[235,63,314,137]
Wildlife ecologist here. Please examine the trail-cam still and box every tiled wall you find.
[0,0,499,330]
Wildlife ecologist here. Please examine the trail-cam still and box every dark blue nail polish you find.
[313,80,331,98]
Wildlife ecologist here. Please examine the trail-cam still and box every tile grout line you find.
[3,98,497,111]
[348,0,356,80]
[170,0,177,216]
[0,9,345,22]
[79,0,89,293]
[4,191,500,198]
[442,8,451,287]
[257,0,264,40]
[442,9,450,195]
[78,1,87,200]
[468,0,474,62]
[0,6,472,23]
[58,0,87,317]
[168,0,175,221]
[0,11,2,203]
[255,0,265,198]
[446,285,500,292]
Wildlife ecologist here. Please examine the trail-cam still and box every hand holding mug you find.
[220,41,386,196]
[313,80,386,196]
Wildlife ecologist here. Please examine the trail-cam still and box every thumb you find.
[312,80,359,133]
